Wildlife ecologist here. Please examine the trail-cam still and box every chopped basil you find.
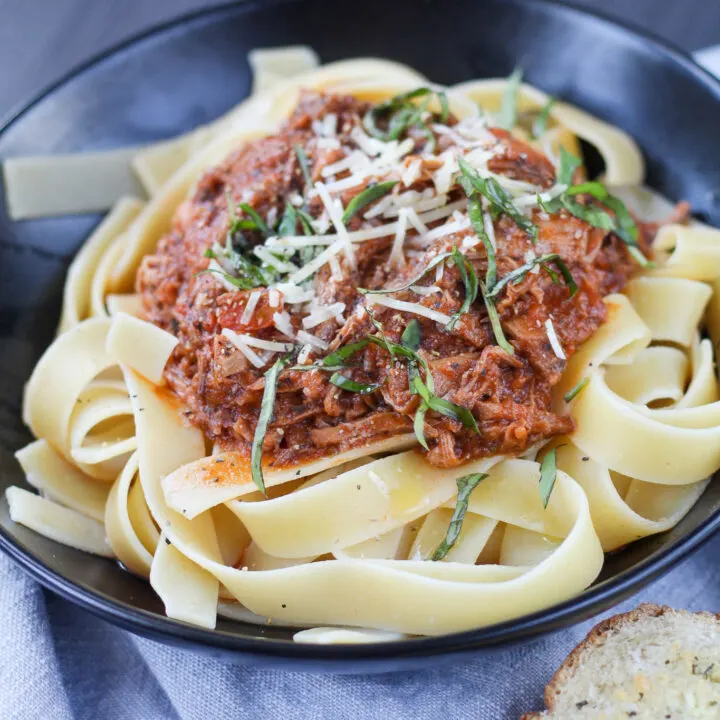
[540,161,653,268]
[563,377,589,403]
[200,246,278,289]
[497,68,524,131]
[342,181,397,224]
[412,375,479,433]
[252,352,294,494]
[401,318,422,352]
[237,203,270,237]
[532,97,555,139]
[557,146,582,186]
[486,253,577,300]
[359,251,452,295]
[195,265,258,291]
[446,246,479,331]
[278,203,298,237]
[322,340,370,366]
[329,373,381,394]
[466,195,497,288]
[362,87,448,152]
[413,403,429,450]
[457,157,538,242]
[294,143,313,191]
[539,447,558,509]
[432,472,488,560]
[481,284,515,355]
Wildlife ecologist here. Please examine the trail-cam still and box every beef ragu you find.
[137,89,656,473]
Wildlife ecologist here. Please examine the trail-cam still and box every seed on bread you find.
[522,604,720,719]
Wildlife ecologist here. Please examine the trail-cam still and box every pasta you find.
[6,48,720,642]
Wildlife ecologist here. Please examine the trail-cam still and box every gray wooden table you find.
[0,0,718,119]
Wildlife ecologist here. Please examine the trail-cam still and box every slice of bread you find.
[522,604,720,719]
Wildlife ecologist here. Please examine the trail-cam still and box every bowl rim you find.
[1,0,720,663]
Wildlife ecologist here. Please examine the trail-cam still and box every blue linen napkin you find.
[1,535,719,720]
[2,48,720,720]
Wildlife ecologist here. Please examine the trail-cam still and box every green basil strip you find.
[437,90,450,123]
[401,318,422,352]
[466,196,497,288]
[412,375,479,434]
[278,203,298,237]
[432,473,488,560]
[359,252,452,295]
[237,203,270,237]
[497,67,524,131]
[289,364,352,373]
[342,181,397,224]
[486,252,577,300]
[329,373,381,394]
[539,447,558,509]
[252,353,294,494]
[481,285,515,355]
[446,246,479,331]
[413,403,429,450]
[322,340,370,366]
[532,97,555,139]
[294,143,313,191]
[296,208,316,235]
[195,266,257,291]
[563,377,589,403]
[557,147,582,186]
[457,157,538,242]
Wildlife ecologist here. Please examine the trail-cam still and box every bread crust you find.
[521,603,720,719]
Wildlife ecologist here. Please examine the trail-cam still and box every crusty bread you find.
[522,604,720,719]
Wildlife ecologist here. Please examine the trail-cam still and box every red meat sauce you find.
[137,90,656,469]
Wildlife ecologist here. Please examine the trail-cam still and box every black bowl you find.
[1,0,720,672]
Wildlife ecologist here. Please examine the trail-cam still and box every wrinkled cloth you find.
[1,533,719,720]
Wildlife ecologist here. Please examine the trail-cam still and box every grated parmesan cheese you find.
[315,182,356,271]
[545,318,566,360]
[268,289,281,308]
[401,158,422,188]
[240,290,261,325]
[297,344,314,364]
[272,311,296,339]
[253,245,298,273]
[222,329,294,353]
[221,330,266,368]
[302,302,346,329]
[366,294,452,326]
[296,330,329,350]
[388,208,409,268]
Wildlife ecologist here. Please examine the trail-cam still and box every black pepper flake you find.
[281,604,286,609]
[138,408,145,412]
[356,484,361,490]
[576,701,588,709]
[295,470,301,476]
[215,458,225,464]
[164,538,171,545]
[582,457,589,462]
[212,477,219,483]
[628,713,637,718]
[638,693,644,701]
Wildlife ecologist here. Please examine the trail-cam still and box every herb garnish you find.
[497,68,524,131]
[329,373,381,394]
[446,246,479,331]
[481,287,515,355]
[485,253,577,300]
[539,447,558,509]
[363,87,449,152]
[458,157,538,242]
[563,377,589,403]
[532,97,555,139]
[359,251,452,295]
[432,472,488,560]
[342,181,397,224]
[466,196,497,288]
[252,352,294,494]
[293,143,313,191]
[199,246,278,289]
[544,150,652,268]
[557,146,581,186]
